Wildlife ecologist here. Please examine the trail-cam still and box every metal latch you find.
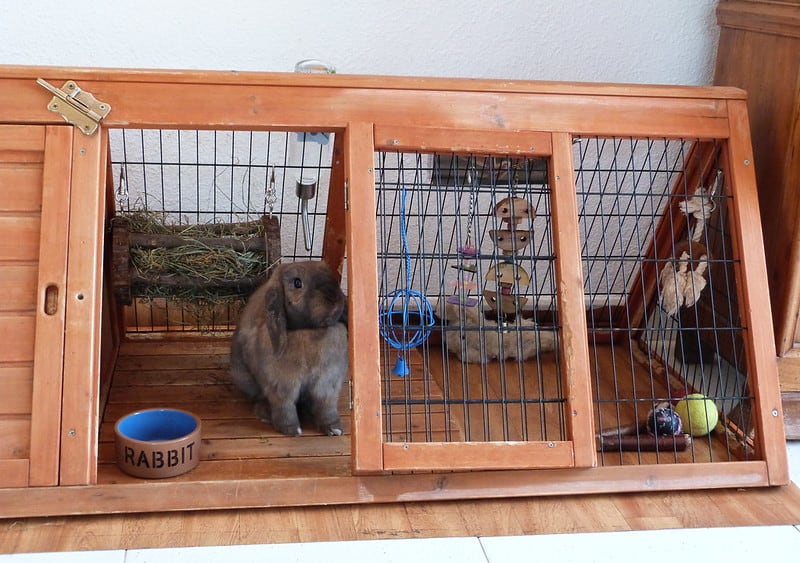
[36,78,111,135]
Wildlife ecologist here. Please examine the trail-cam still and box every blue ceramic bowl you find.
[114,408,201,479]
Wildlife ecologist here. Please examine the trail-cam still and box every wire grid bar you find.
[375,151,566,444]
[108,128,335,332]
[574,136,755,466]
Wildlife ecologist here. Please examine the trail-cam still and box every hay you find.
[117,210,273,304]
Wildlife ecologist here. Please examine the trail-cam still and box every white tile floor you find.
[4,442,800,563]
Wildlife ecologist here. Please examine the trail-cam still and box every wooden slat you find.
[373,125,553,156]
[0,459,29,489]
[113,352,229,371]
[345,122,383,474]
[98,435,350,465]
[106,384,248,405]
[322,132,347,278]
[0,417,31,458]
[96,456,353,485]
[119,336,231,356]
[0,367,33,415]
[0,264,37,312]
[0,460,775,519]
[549,132,596,467]
[0,167,43,212]
[0,216,40,261]
[1,65,748,97]
[723,99,789,485]
[59,129,106,486]
[0,125,45,153]
[0,315,35,362]
[29,125,74,486]
[384,441,573,471]
[111,367,230,386]
[0,73,737,138]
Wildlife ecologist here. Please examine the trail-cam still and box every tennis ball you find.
[674,394,718,436]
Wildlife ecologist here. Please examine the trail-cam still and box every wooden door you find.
[0,123,106,488]
[347,125,595,473]
[0,125,72,487]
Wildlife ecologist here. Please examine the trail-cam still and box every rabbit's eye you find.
[293,277,303,289]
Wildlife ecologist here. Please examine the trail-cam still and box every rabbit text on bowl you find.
[230,261,349,436]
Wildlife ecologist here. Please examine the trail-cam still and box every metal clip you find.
[36,78,111,135]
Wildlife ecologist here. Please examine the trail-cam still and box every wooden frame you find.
[0,65,788,517]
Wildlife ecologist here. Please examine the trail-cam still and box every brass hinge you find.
[36,78,111,135]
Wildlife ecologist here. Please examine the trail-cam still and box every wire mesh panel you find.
[375,151,566,446]
[574,137,754,466]
[108,129,337,332]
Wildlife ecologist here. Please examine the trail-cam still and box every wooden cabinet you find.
[715,0,800,437]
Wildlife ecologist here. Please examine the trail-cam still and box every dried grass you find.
[117,211,272,304]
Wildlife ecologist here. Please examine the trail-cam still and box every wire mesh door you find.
[370,129,594,471]
[575,137,758,466]
[365,126,771,473]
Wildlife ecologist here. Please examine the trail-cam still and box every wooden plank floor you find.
[97,334,751,484]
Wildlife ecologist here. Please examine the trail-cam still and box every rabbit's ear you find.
[264,281,288,355]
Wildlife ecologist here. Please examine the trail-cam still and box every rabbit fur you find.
[230,260,348,436]
[439,300,555,363]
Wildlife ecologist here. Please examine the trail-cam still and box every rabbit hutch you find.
[0,65,789,518]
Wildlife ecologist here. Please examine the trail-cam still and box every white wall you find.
[1,0,719,85]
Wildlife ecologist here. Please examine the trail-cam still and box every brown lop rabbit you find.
[230,261,348,436]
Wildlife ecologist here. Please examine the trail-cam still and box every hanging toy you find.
[484,262,531,315]
[447,279,479,307]
[659,241,709,316]
[379,186,435,377]
[483,196,534,317]
[452,168,480,275]
[678,170,721,243]
[494,196,534,227]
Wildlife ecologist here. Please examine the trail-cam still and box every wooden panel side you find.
[724,99,789,485]
[715,10,800,354]
[550,132,595,468]
[717,0,800,38]
[0,124,46,489]
[345,122,383,474]
[28,126,73,486]
[60,129,107,486]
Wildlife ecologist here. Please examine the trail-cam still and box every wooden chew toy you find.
[597,433,691,452]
